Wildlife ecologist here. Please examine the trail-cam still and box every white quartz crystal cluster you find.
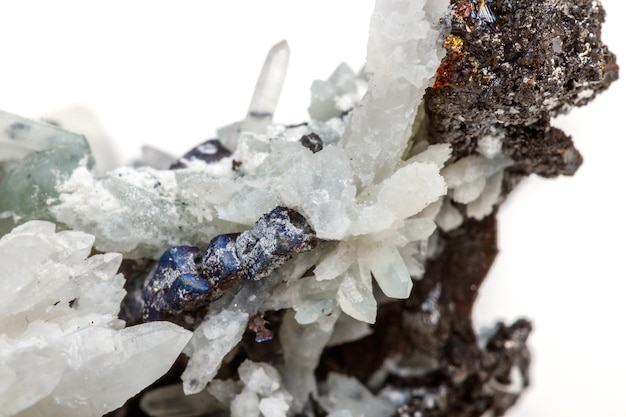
[142,360,294,417]
[0,221,192,417]
[0,0,519,416]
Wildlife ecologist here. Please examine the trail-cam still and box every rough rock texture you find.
[0,0,618,416]
[390,319,532,417]
[426,0,618,178]
[114,1,615,416]
[318,0,618,415]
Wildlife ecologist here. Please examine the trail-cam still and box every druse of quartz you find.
[0,0,618,416]
[0,221,191,417]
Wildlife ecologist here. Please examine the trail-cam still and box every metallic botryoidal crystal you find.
[231,206,318,281]
[141,206,318,325]
[142,246,208,321]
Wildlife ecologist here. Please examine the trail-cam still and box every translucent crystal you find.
[241,40,290,135]
[435,199,464,232]
[279,309,340,409]
[337,265,377,324]
[259,397,290,417]
[341,0,446,189]
[327,313,373,347]
[238,360,282,397]
[452,176,487,204]
[364,243,412,298]
[207,379,243,409]
[236,360,293,417]
[318,373,395,417]
[288,276,340,325]
[51,166,215,258]
[181,309,250,395]
[231,388,260,417]
[308,63,367,122]
[467,170,504,220]
[314,242,356,281]
[441,154,512,189]
[0,111,93,235]
[139,384,220,417]
[0,221,191,417]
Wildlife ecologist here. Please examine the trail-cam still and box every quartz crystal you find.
[0,111,93,235]
[0,221,191,417]
[0,0,618,416]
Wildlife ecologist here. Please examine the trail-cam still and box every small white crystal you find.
[182,310,249,395]
[452,176,487,204]
[232,360,293,417]
[314,242,357,281]
[207,379,244,409]
[477,133,504,159]
[318,373,395,417]
[362,243,413,299]
[337,265,377,324]
[279,309,340,409]
[238,360,282,397]
[399,242,427,279]
[404,143,452,169]
[436,199,464,232]
[259,397,290,417]
[308,63,367,122]
[442,154,512,189]
[231,387,261,417]
[466,170,504,220]
[284,275,340,324]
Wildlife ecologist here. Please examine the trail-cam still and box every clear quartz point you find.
[241,40,290,134]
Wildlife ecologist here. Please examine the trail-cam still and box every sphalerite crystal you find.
[0,0,617,416]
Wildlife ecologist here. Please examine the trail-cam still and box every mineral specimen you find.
[0,0,618,416]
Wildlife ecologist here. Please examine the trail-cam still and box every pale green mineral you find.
[0,110,93,235]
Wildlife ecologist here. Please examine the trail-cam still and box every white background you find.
[0,1,624,416]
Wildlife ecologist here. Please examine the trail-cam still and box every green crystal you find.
[0,110,93,235]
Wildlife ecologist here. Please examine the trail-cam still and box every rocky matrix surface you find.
[0,1,617,417]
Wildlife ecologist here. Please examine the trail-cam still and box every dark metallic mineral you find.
[391,319,532,417]
[142,246,208,321]
[299,132,324,153]
[321,1,618,414]
[319,215,531,416]
[232,206,318,281]
[426,0,618,179]
[169,138,232,169]
[202,233,243,289]
[140,206,318,326]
